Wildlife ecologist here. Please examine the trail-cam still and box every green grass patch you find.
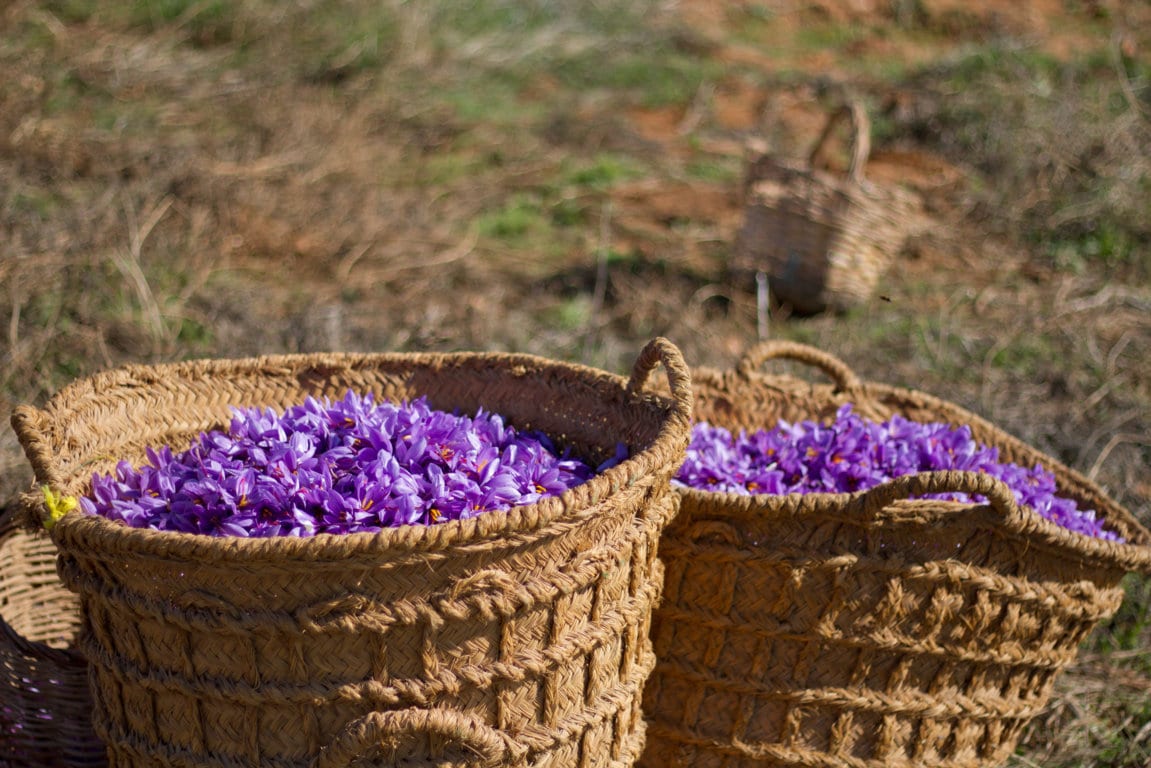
[8,188,65,220]
[476,193,551,242]
[1092,575,1151,663]
[545,296,592,332]
[478,194,541,239]
[932,44,1065,90]
[49,0,239,46]
[549,197,588,228]
[432,1,569,39]
[43,71,108,116]
[280,3,400,81]
[562,153,645,189]
[7,15,63,51]
[41,0,97,23]
[125,0,235,45]
[1041,221,1140,275]
[435,73,544,126]
[199,2,402,80]
[725,6,931,79]
[415,148,499,187]
[555,48,719,108]
[988,336,1057,376]
[431,0,651,43]
[93,100,161,135]
[892,41,1151,278]
[413,0,689,113]
[474,190,590,259]
[175,316,213,346]
[684,156,740,183]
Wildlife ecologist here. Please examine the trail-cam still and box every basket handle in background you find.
[313,708,529,768]
[626,337,695,430]
[736,341,862,393]
[0,503,84,668]
[0,604,86,669]
[682,519,743,547]
[807,98,871,184]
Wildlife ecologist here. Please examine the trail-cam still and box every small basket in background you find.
[1,508,105,768]
[733,100,921,314]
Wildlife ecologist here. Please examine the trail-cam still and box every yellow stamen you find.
[42,486,78,531]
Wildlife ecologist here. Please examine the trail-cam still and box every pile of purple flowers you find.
[80,392,611,537]
[676,404,1120,541]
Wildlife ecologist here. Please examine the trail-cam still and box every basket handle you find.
[0,506,86,667]
[11,406,60,487]
[858,470,1020,522]
[682,519,743,546]
[808,98,871,183]
[626,337,695,426]
[10,406,67,530]
[0,610,87,669]
[313,708,528,768]
[735,341,861,393]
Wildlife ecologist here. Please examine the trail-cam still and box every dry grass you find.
[2,0,1150,763]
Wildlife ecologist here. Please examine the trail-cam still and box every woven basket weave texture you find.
[12,339,694,768]
[733,101,920,314]
[1,509,105,767]
[639,341,1151,768]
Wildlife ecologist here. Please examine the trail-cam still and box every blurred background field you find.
[1,0,1150,763]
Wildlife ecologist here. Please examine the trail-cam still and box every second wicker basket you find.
[640,341,1151,768]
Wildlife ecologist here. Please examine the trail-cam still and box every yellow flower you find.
[42,485,78,530]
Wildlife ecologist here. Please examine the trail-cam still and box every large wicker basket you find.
[1,506,105,767]
[640,341,1151,768]
[12,339,693,768]
[733,100,920,314]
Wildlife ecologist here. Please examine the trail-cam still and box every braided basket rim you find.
[678,357,1151,575]
[13,345,694,562]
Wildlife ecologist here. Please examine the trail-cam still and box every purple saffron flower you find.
[80,392,619,537]
[676,404,1121,542]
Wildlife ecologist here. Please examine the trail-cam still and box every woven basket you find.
[11,339,694,768]
[640,341,1151,768]
[1,506,106,767]
[732,100,920,314]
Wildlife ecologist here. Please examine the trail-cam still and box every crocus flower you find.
[80,392,613,537]
[676,404,1121,542]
